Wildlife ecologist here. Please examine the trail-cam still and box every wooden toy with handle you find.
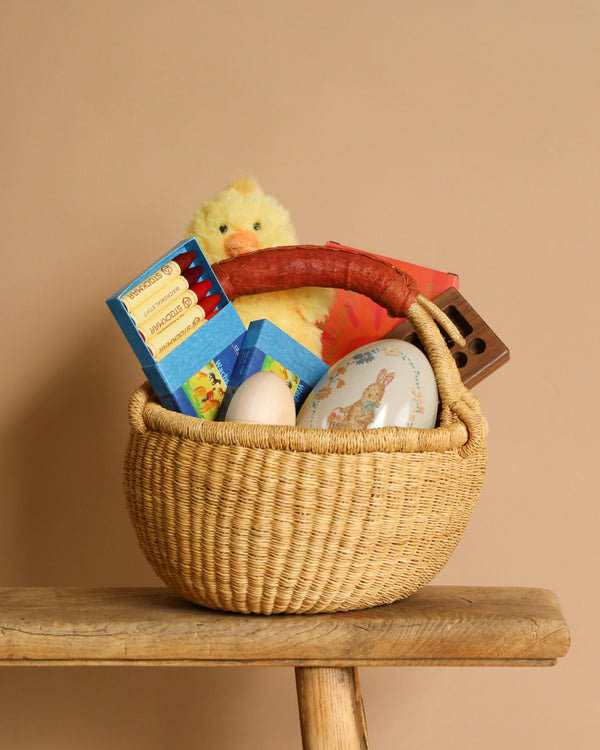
[382,287,509,388]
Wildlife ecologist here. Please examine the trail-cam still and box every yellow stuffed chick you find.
[186,177,333,358]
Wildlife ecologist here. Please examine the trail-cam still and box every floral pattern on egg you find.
[297,339,439,430]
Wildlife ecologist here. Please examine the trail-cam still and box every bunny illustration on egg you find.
[327,367,396,430]
[296,339,439,430]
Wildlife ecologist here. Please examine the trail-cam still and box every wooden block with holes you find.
[383,287,510,388]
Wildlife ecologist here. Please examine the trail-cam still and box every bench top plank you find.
[0,586,570,667]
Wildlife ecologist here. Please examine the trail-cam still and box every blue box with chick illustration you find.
[219,318,329,419]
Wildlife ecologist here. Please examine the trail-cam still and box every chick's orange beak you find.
[224,229,259,257]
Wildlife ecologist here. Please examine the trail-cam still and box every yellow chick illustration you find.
[186,176,333,357]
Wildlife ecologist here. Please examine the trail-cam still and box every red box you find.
[320,242,459,365]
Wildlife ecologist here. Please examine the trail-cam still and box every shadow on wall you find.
[0,666,301,750]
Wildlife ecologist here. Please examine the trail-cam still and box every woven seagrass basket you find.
[123,245,488,614]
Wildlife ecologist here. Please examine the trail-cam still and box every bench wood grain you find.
[0,585,569,667]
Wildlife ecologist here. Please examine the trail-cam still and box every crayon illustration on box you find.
[106,238,246,419]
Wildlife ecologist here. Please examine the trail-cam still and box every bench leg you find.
[295,666,370,750]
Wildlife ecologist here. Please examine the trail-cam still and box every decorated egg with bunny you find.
[296,339,439,430]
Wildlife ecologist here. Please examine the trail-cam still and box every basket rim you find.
[129,382,486,456]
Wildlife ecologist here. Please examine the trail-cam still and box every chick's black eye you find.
[253,222,261,231]
[219,224,228,234]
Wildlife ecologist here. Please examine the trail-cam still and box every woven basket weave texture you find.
[123,298,488,614]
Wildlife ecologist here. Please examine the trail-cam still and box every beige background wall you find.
[1,1,597,747]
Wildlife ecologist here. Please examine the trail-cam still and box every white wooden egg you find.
[223,371,296,426]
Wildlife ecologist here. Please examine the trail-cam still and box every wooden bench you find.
[0,586,570,749]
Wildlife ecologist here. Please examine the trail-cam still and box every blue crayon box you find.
[106,238,246,419]
[219,318,330,418]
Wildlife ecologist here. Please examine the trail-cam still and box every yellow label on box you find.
[120,259,180,311]
[136,288,196,340]
[146,306,206,360]
[128,275,192,326]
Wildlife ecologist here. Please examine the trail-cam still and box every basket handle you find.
[212,244,467,345]
[213,244,421,318]
[404,301,488,456]
[128,382,153,434]
[213,243,465,396]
